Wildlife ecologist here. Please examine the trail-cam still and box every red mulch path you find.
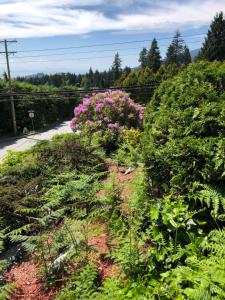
[4,161,135,299]
[4,260,58,300]
[89,161,135,279]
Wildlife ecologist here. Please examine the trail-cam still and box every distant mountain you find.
[190,48,200,60]
[25,73,45,79]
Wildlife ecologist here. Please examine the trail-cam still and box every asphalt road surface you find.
[0,121,71,163]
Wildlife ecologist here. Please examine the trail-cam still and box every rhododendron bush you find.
[70,90,144,134]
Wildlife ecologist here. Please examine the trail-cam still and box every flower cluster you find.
[70,90,144,133]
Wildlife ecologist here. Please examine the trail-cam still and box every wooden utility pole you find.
[0,39,17,134]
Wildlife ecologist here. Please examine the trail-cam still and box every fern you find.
[198,184,225,219]
[56,263,98,300]
[0,282,16,300]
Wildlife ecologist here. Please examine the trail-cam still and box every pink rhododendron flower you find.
[70,90,144,133]
[95,103,104,111]
[83,98,92,106]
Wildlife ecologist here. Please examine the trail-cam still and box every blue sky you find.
[0,0,224,77]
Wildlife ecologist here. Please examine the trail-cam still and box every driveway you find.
[0,121,71,162]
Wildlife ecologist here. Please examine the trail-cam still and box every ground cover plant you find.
[0,133,107,298]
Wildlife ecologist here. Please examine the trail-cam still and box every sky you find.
[0,0,224,77]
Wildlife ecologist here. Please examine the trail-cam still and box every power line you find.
[0,52,141,64]
[16,32,206,53]
[0,40,204,65]
[0,84,158,96]
[13,39,204,60]
[0,85,159,102]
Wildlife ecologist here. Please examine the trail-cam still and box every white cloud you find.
[0,0,224,38]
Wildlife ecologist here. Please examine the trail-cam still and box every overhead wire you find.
[14,39,204,59]
[0,85,159,102]
[15,32,206,53]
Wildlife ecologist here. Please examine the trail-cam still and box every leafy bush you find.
[0,133,106,233]
[115,64,184,103]
[144,61,225,194]
[141,61,225,298]
[113,128,143,166]
[70,90,144,151]
[0,80,80,136]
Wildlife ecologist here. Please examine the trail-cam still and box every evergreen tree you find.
[94,70,100,87]
[147,38,161,72]
[123,66,132,75]
[112,52,122,81]
[138,67,154,85]
[88,67,94,85]
[123,71,138,87]
[198,12,225,61]
[183,46,192,65]
[139,47,148,68]
[165,31,186,65]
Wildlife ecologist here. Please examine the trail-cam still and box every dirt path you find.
[89,160,135,280]
[4,161,136,299]
[4,261,58,300]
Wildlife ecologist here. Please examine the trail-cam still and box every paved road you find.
[0,121,72,162]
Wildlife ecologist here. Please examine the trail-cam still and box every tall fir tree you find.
[183,46,192,65]
[165,31,187,65]
[198,12,225,61]
[147,38,161,72]
[112,52,122,81]
[139,47,148,68]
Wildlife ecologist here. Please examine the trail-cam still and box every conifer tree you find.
[112,52,122,81]
[147,38,161,72]
[139,47,148,68]
[198,12,225,61]
[165,31,192,65]
[165,31,184,65]
[123,71,138,87]
[183,46,192,65]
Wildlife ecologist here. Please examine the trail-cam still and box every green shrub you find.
[114,128,143,165]
[144,61,225,194]
[141,61,225,299]
[0,133,106,233]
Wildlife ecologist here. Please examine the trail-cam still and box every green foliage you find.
[113,128,143,166]
[111,53,122,81]
[56,263,98,300]
[2,57,225,299]
[198,12,225,61]
[165,31,191,65]
[140,60,225,299]
[0,282,16,300]
[97,172,123,232]
[146,38,161,72]
[34,133,106,174]
[116,64,183,104]
[0,80,80,135]
[144,61,225,194]
[0,133,106,242]
[138,47,148,68]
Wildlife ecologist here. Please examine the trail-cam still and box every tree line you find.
[15,12,225,94]
[16,53,123,89]
[116,12,225,103]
